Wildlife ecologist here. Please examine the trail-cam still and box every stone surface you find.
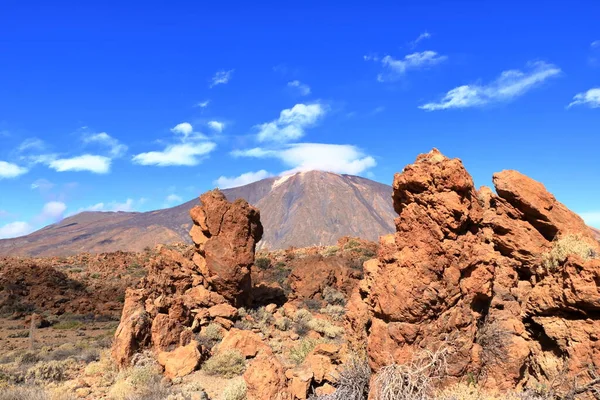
[351,148,600,391]
[244,355,288,400]
[112,189,262,369]
[157,340,203,378]
[217,328,271,358]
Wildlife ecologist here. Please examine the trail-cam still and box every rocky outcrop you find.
[111,190,263,370]
[352,149,600,391]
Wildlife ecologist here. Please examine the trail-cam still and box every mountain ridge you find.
[0,171,396,256]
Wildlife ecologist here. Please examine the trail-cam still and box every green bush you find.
[254,257,271,270]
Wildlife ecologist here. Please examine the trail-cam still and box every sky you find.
[1,0,600,239]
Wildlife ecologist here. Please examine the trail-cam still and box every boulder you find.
[157,340,203,378]
[217,328,272,358]
[244,355,288,400]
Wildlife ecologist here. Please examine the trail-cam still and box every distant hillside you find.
[0,171,396,256]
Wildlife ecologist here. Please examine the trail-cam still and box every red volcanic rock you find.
[351,149,600,391]
[195,190,263,307]
[112,189,263,372]
[493,170,597,241]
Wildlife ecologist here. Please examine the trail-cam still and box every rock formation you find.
[350,149,600,391]
[112,190,263,370]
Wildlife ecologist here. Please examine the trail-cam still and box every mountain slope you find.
[0,171,396,256]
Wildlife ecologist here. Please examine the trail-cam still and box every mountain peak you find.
[0,173,395,256]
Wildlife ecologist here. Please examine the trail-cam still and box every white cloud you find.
[0,201,68,239]
[196,100,210,108]
[48,154,111,174]
[0,221,34,239]
[287,80,311,96]
[256,103,326,143]
[72,198,140,215]
[166,194,183,204]
[371,50,446,81]
[132,142,216,166]
[233,143,376,175]
[579,211,600,228]
[208,121,225,133]
[215,170,272,189]
[592,41,600,48]
[83,132,127,157]
[567,88,600,109]
[410,31,431,47]
[133,122,216,167]
[171,122,193,137]
[0,161,28,179]
[38,201,67,221]
[210,69,234,87]
[420,61,561,110]
[17,138,45,152]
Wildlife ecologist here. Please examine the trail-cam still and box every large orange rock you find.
[113,189,263,373]
[351,148,600,391]
[157,340,203,378]
[111,289,151,367]
[199,190,263,306]
[217,328,272,358]
[244,355,289,400]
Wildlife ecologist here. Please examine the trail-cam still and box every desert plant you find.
[370,348,448,400]
[274,316,293,331]
[476,317,510,370]
[0,387,53,400]
[310,353,371,400]
[307,318,344,338]
[202,350,246,378]
[255,256,271,270]
[542,234,597,272]
[323,286,346,306]
[289,338,320,365]
[321,246,340,257]
[222,378,247,400]
[26,359,74,382]
[320,304,346,321]
[108,364,169,400]
[52,319,82,330]
[303,298,323,311]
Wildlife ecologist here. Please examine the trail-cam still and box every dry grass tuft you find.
[202,350,246,378]
[222,378,247,400]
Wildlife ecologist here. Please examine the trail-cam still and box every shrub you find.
[0,387,52,400]
[52,320,82,330]
[542,234,597,272]
[370,348,448,400]
[303,298,323,311]
[321,246,339,257]
[84,350,118,386]
[203,323,223,341]
[26,359,74,382]
[323,286,346,306]
[289,338,319,365]
[255,257,271,270]
[320,304,346,322]
[202,350,246,378]
[307,318,344,338]
[274,316,292,331]
[16,350,40,365]
[222,378,247,400]
[294,309,313,324]
[309,354,371,400]
[7,331,29,339]
[108,364,168,400]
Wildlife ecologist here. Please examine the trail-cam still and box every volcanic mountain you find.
[0,171,396,256]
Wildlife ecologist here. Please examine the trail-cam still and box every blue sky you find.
[1,0,600,238]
